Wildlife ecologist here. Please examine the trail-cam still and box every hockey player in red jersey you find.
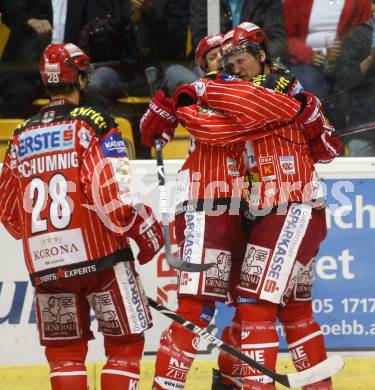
[139,27,337,389]
[175,23,341,389]
[140,22,341,389]
[0,43,164,390]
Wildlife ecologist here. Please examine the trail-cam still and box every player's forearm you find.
[202,79,300,127]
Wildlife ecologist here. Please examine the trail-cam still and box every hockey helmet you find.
[220,29,235,57]
[195,33,224,71]
[40,43,91,87]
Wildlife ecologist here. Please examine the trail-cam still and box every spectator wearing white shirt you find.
[283,0,372,98]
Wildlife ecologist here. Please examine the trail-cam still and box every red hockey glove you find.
[127,204,164,265]
[140,89,178,147]
[309,131,342,163]
[173,83,198,108]
[294,91,328,140]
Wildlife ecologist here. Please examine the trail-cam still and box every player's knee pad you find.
[278,301,313,323]
[101,334,144,390]
[163,296,214,358]
[45,341,88,390]
[177,296,215,326]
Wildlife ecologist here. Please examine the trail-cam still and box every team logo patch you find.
[100,132,127,158]
[295,259,314,301]
[78,127,92,149]
[259,156,276,181]
[38,293,80,340]
[279,156,295,175]
[239,244,270,293]
[227,157,240,176]
[193,81,206,96]
[88,292,124,335]
[203,249,232,297]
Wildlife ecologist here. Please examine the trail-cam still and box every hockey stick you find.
[143,67,212,272]
[148,297,344,388]
[154,138,214,272]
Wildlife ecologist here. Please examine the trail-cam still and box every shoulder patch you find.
[99,131,127,158]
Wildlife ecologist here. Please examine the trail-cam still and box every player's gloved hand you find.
[126,204,164,265]
[308,131,342,163]
[294,91,328,140]
[173,83,198,108]
[140,89,178,147]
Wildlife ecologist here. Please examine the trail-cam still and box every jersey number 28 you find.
[29,174,72,234]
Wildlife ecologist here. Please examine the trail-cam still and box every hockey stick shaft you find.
[144,67,212,273]
[148,297,344,388]
[154,139,213,272]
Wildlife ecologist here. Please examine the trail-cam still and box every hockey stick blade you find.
[284,355,344,388]
[154,138,214,273]
[148,297,345,388]
[164,252,214,272]
[161,224,213,272]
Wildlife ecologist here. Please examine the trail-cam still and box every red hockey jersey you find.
[0,100,137,285]
[178,76,323,210]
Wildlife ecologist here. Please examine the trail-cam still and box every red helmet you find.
[231,22,268,52]
[40,43,91,87]
[220,29,235,56]
[195,33,223,71]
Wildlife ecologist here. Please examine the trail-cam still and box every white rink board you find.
[0,158,374,365]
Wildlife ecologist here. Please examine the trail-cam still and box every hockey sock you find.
[153,297,215,389]
[101,334,144,390]
[45,341,88,390]
[50,362,88,390]
[237,301,278,387]
[216,310,242,389]
[281,313,331,389]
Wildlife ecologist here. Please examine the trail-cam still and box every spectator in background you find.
[80,0,191,104]
[283,0,372,99]
[334,0,375,156]
[0,0,87,118]
[189,0,286,59]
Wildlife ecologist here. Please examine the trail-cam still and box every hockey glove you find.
[294,91,329,140]
[127,204,164,265]
[140,89,178,147]
[309,131,342,163]
[173,83,198,108]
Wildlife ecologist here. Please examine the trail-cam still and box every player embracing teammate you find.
[140,22,341,390]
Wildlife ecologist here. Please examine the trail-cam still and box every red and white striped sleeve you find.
[200,78,301,127]
[0,148,22,239]
[178,104,293,146]
[80,127,135,236]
